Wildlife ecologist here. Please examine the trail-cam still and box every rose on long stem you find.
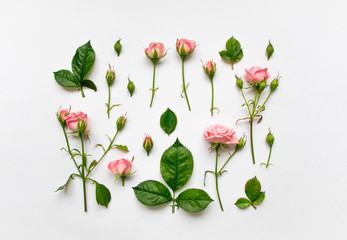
[150,61,157,107]
[181,57,191,111]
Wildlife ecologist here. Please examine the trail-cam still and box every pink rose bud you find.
[57,107,70,125]
[203,124,239,145]
[108,158,134,186]
[106,64,115,86]
[143,134,153,156]
[245,66,270,83]
[65,111,88,133]
[203,60,216,80]
[176,38,197,58]
[145,42,166,62]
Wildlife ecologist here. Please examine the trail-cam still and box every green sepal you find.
[114,39,122,56]
[266,41,274,60]
[245,176,261,202]
[133,180,172,206]
[112,144,129,152]
[176,188,213,212]
[95,182,111,208]
[54,70,80,88]
[160,108,177,135]
[235,198,251,209]
[88,160,98,171]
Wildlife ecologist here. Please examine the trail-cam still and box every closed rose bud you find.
[236,135,247,151]
[271,77,279,91]
[145,42,166,63]
[127,77,135,97]
[245,66,270,83]
[65,111,89,133]
[203,60,216,80]
[176,39,197,58]
[106,64,115,86]
[116,114,127,131]
[114,39,122,56]
[235,75,243,89]
[258,80,266,93]
[143,135,153,156]
[57,108,70,125]
[266,130,275,147]
[108,158,132,176]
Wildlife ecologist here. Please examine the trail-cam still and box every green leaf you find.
[235,198,251,209]
[219,50,232,61]
[160,108,177,135]
[133,180,172,206]
[72,41,95,81]
[266,41,274,60]
[220,36,243,66]
[54,70,80,88]
[160,139,193,192]
[89,160,97,170]
[81,79,97,92]
[95,182,111,208]
[245,176,261,201]
[176,188,213,212]
[113,144,129,152]
[55,174,74,192]
[253,191,265,205]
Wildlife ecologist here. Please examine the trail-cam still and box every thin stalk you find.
[79,133,87,212]
[241,89,251,116]
[150,63,157,107]
[172,192,176,214]
[61,125,82,176]
[121,177,125,187]
[255,91,272,116]
[215,146,224,211]
[266,146,273,168]
[250,119,255,165]
[217,149,237,174]
[86,130,119,177]
[107,84,111,119]
[181,59,191,111]
[210,78,214,116]
[80,87,85,98]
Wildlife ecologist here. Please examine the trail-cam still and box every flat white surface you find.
[1,0,347,239]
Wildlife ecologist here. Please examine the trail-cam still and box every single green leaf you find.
[113,144,129,152]
[253,191,265,205]
[235,198,251,209]
[219,50,232,61]
[114,39,122,56]
[55,174,74,192]
[95,182,111,207]
[220,36,243,66]
[89,160,97,170]
[54,70,80,88]
[160,108,177,135]
[266,41,274,60]
[176,188,213,212]
[81,79,97,92]
[72,41,95,81]
[245,176,261,201]
[133,180,172,206]
[160,139,193,192]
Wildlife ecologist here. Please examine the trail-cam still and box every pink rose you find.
[176,39,197,55]
[65,111,88,133]
[245,66,270,83]
[108,159,132,177]
[203,60,216,78]
[60,108,70,121]
[145,42,166,59]
[203,124,239,145]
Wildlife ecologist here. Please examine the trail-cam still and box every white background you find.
[1,0,347,239]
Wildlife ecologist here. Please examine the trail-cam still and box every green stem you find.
[107,84,111,119]
[80,87,85,98]
[61,125,82,176]
[241,89,252,116]
[266,146,273,168]
[79,133,87,212]
[217,149,237,174]
[210,78,214,116]
[215,146,224,211]
[150,63,157,107]
[172,192,176,214]
[250,119,255,165]
[86,130,119,178]
[249,89,260,165]
[181,59,191,111]
[255,91,272,116]
[121,177,125,187]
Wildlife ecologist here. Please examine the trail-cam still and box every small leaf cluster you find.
[235,176,265,210]
[54,41,97,97]
[219,36,243,70]
[133,139,213,213]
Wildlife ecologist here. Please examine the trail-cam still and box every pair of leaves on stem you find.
[133,139,213,212]
[54,41,97,96]
[160,108,177,135]
[235,176,265,209]
[219,36,243,69]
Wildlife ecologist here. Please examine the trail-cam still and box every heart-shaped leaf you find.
[245,176,261,202]
[160,108,177,135]
[95,182,111,208]
[176,188,213,212]
[160,139,193,192]
[133,180,172,206]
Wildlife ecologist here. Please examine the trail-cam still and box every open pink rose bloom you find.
[145,42,165,59]
[245,66,270,83]
[203,124,239,145]
[65,111,88,132]
[176,39,197,55]
[108,159,132,177]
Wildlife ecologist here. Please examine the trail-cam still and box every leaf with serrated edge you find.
[235,198,251,209]
[54,70,80,88]
[95,182,111,207]
[245,176,261,202]
[72,41,95,81]
[160,139,193,192]
[133,180,172,206]
[224,36,243,64]
[160,108,177,135]
[253,191,265,205]
[176,188,213,212]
